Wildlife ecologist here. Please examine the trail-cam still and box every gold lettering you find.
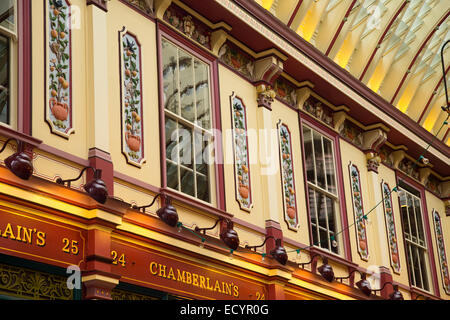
[2,223,15,240]
[36,231,46,247]
[22,227,32,244]
[168,267,176,281]
[192,273,199,287]
[207,278,214,291]
[199,275,206,289]
[15,225,22,241]
[233,285,239,297]
[224,282,232,296]
[150,262,158,275]
[158,264,167,278]
[185,271,192,285]
[177,269,184,282]
[214,280,221,293]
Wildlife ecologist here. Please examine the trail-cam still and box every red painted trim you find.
[325,0,358,56]
[396,171,441,297]
[156,23,226,210]
[287,0,303,28]
[417,65,450,123]
[17,0,32,135]
[390,12,450,104]
[299,111,353,262]
[358,2,408,81]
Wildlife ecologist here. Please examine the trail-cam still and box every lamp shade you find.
[356,274,372,297]
[4,146,33,180]
[270,238,288,266]
[83,169,108,204]
[220,220,240,251]
[389,285,404,300]
[318,257,334,282]
[156,197,179,227]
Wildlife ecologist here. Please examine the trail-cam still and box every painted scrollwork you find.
[433,210,450,294]
[381,181,401,274]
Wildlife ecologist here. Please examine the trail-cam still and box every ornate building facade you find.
[0,0,448,300]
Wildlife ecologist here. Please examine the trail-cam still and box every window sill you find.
[160,187,233,220]
[410,286,441,300]
[309,246,358,271]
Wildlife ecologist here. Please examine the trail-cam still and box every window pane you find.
[326,196,336,234]
[196,173,209,202]
[418,249,429,291]
[0,35,9,124]
[313,131,326,189]
[399,192,410,237]
[178,50,195,122]
[308,188,317,227]
[319,228,329,250]
[414,197,425,242]
[165,118,178,162]
[0,1,14,33]
[180,167,195,197]
[194,59,210,129]
[407,194,417,241]
[162,39,179,114]
[166,161,179,190]
[323,138,336,194]
[178,122,193,169]
[316,192,327,230]
[412,246,422,289]
[303,127,315,184]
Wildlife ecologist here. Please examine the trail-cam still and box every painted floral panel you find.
[381,181,400,273]
[231,95,252,211]
[433,210,450,294]
[120,30,145,166]
[47,0,73,137]
[218,42,254,80]
[274,77,296,106]
[349,163,369,261]
[278,122,298,230]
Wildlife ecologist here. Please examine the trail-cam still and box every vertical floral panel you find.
[231,94,252,211]
[433,210,450,294]
[381,181,401,273]
[349,163,369,261]
[278,121,298,230]
[46,0,73,137]
[120,28,145,167]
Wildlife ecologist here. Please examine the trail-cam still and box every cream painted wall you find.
[219,65,265,229]
[32,0,88,159]
[106,0,161,196]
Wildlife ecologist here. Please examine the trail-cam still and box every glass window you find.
[398,182,430,291]
[0,35,9,124]
[0,0,15,34]
[161,38,213,203]
[302,125,339,254]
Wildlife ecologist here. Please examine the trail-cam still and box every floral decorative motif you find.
[303,96,334,127]
[218,42,254,79]
[47,0,73,137]
[381,181,401,274]
[433,210,450,294]
[274,77,297,106]
[278,121,298,230]
[338,120,364,147]
[426,174,442,196]
[120,29,145,166]
[349,163,369,261]
[379,145,394,167]
[163,4,211,49]
[398,158,419,180]
[231,94,252,211]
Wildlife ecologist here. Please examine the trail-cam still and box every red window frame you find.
[156,23,225,211]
